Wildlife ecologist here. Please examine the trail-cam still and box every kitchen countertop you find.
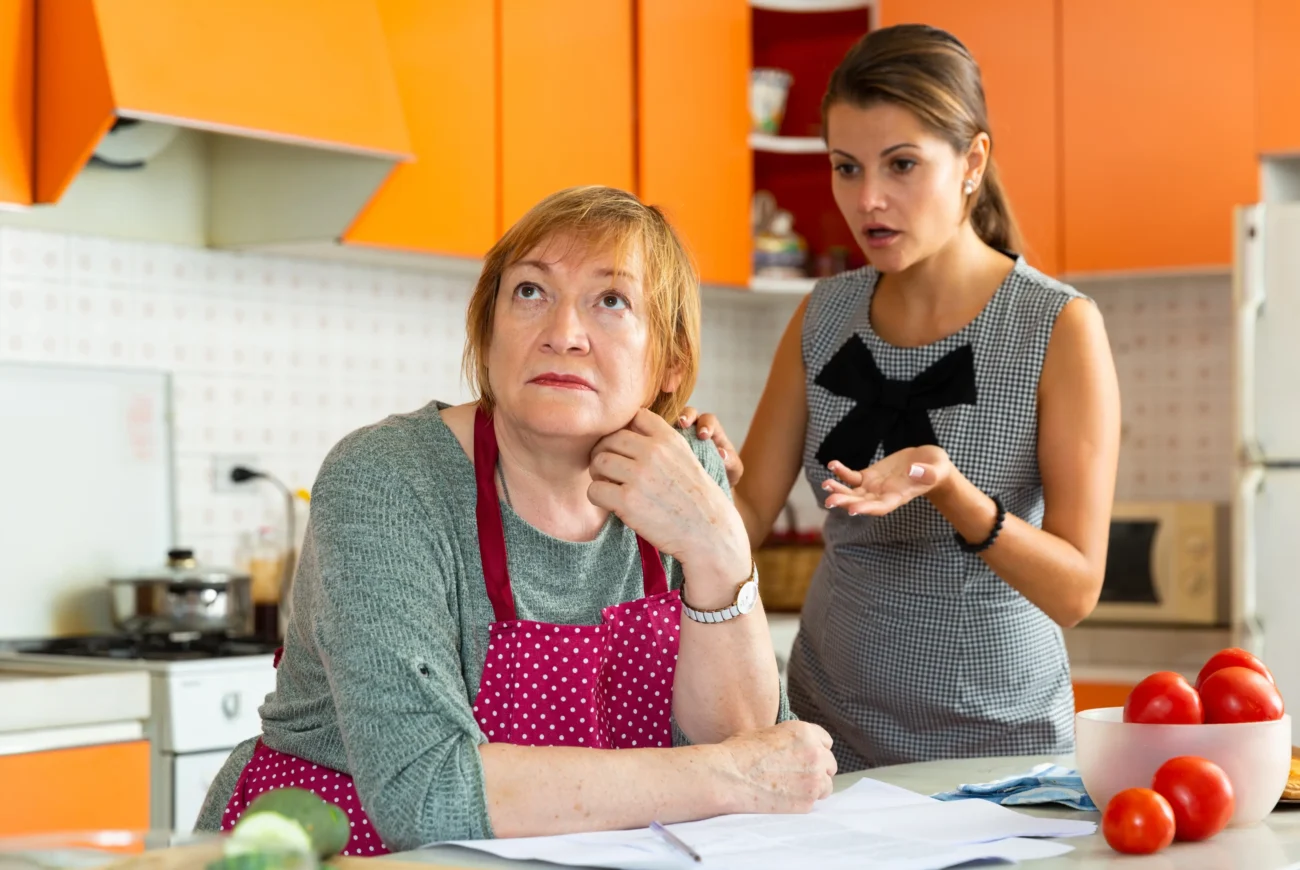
[0,668,150,754]
[391,754,1300,869]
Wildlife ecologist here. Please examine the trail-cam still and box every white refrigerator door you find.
[1235,465,1300,743]
[1237,203,1300,462]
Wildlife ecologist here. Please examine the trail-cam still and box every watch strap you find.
[681,561,759,624]
[682,599,744,624]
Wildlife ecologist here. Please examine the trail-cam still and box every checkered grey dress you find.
[786,257,1081,772]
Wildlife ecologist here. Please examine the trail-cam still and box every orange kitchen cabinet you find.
[345,1,497,259]
[879,1,1059,275]
[638,0,752,287]
[500,0,635,231]
[1073,681,1134,713]
[0,741,149,836]
[0,0,32,206]
[1258,0,1300,156]
[35,0,409,203]
[1061,1,1257,273]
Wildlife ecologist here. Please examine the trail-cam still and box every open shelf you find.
[749,3,871,273]
[750,0,873,12]
[749,133,827,154]
[749,275,818,294]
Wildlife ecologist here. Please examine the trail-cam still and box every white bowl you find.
[1075,707,1292,826]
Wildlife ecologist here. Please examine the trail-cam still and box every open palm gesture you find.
[821,445,953,517]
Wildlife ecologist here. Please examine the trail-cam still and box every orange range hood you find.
[35,0,413,248]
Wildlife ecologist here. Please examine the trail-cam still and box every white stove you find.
[0,634,277,833]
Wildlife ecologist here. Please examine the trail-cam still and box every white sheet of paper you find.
[441,776,1095,870]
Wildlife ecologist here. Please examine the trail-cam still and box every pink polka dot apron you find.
[470,407,682,749]
[220,408,681,855]
[220,739,387,856]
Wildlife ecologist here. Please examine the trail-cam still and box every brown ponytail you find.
[822,24,1023,254]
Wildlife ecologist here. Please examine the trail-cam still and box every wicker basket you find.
[755,503,823,612]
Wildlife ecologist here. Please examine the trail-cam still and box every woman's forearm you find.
[672,555,782,743]
[927,470,1101,628]
[480,742,728,838]
[733,491,767,550]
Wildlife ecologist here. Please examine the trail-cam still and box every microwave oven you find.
[1086,501,1230,625]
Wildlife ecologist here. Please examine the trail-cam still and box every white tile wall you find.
[0,228,470,570]
[1079,273,1234,503]
[0,223,1235,590]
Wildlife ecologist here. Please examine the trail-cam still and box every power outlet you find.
[212,454,260,493]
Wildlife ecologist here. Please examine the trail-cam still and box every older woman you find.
[196,186,835,855]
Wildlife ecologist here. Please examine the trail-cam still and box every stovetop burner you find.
[11,634,280,661]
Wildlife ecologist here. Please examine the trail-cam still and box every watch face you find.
[736,580,759,614]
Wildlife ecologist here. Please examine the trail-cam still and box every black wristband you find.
[955,495,1005,554]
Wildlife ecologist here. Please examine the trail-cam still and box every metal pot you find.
[109,548,254,637]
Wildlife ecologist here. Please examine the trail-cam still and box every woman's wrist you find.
[692,742,743,816]
[677,509,753,609]
[678,547,752,610]
[925,465,1000,545]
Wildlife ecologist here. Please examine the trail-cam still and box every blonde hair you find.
[463,186,701,422]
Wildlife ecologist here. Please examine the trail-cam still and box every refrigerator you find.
[1233,201,1300,743]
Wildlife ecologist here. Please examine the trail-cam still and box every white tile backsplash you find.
[1077,272,1234,504]
[0,228,475,572]
[0,223,1235,622]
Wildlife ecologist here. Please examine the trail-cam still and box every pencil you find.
[649,820,702,863]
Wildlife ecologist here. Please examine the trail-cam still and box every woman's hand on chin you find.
[588,409,751,588]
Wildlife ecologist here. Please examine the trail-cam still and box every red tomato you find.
[1150,756,1236,841]
[1196,648,1275,691]
[1123,671,1204,724]
[1200,666,1285,723]
[1102,788,1177,855]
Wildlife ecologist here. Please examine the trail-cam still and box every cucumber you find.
[229,788,350,860]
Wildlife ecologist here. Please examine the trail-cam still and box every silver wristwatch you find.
[682,562,760,624]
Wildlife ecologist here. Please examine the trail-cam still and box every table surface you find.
[2,755,1297,869]
[392,754,1300,870]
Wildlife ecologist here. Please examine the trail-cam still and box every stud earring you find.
[963,178,976,195]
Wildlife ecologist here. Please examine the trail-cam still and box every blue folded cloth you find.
[930,763,1097,811]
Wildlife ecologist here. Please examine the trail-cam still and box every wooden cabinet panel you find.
[344,1,497,258]
[638,0,752,287]
[1258,0,1300,156]
[0,0,32,206]
[0,741,149,836]
[1061,0,1256,272]
[879,1,1060,275]
[500,0,635,230]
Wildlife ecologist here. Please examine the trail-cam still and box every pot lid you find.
[110,548,249,585]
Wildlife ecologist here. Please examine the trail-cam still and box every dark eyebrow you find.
[881,143,918,157]
[830,149,859,162]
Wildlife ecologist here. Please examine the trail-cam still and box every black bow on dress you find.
[813,337,977,470]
